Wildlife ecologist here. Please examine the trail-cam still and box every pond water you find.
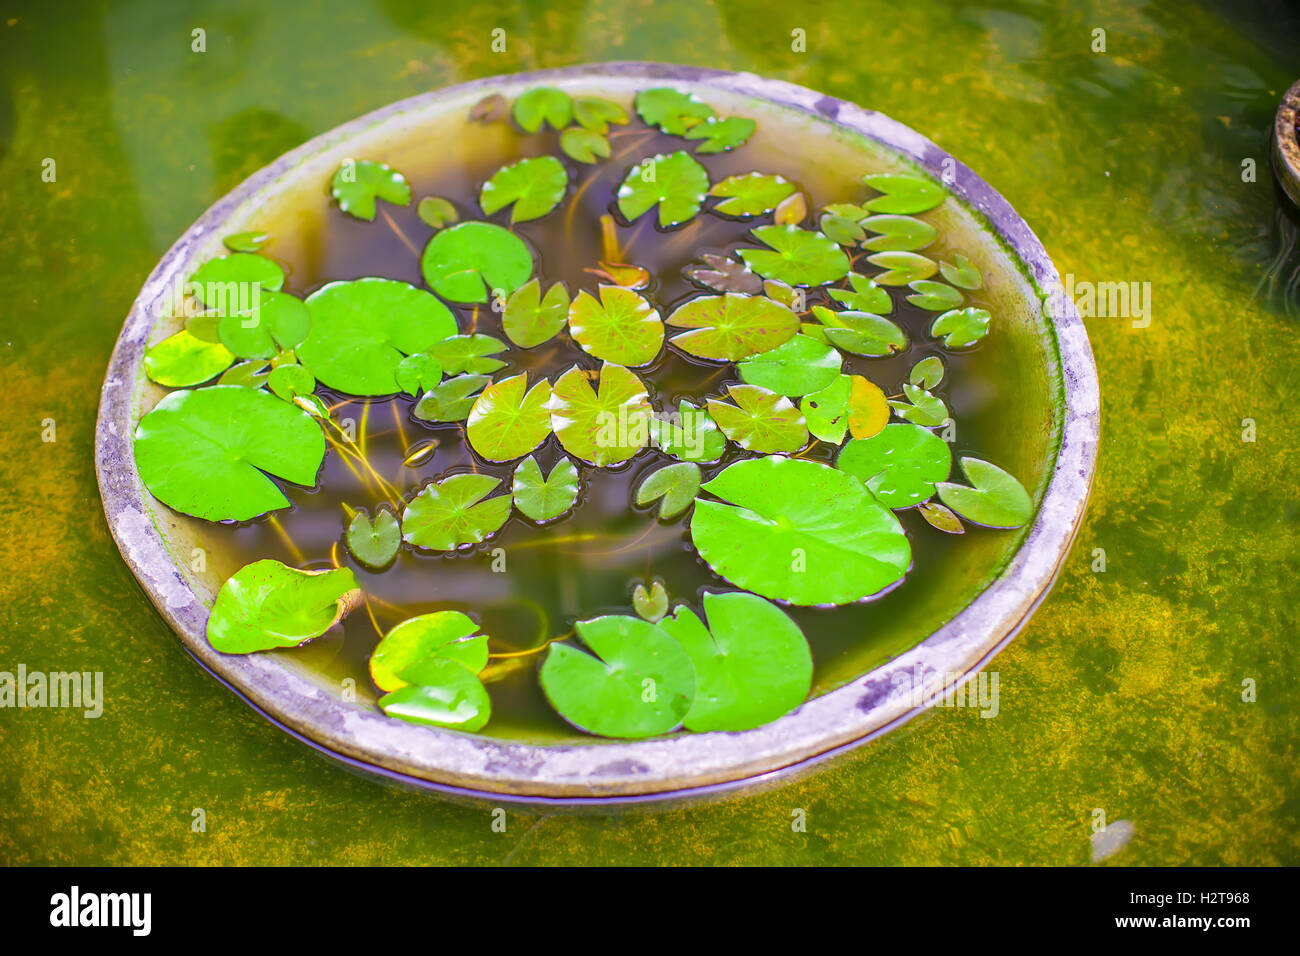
[1,0,1297,864]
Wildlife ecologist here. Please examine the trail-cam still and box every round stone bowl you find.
[95,62,1099,808]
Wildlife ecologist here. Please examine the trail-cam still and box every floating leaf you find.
[689,456,910,605]
[218,359,270,390]
[800,375,851,445]
[820,212,866,246]
[763,279,799,308]
[413,373,491,423]
[511,456,580,523]
[586,261,650,289]
[809,305,907,357]
[862,172,944,214]
[661,592,812,732]
[709,172,795,217]
[665,292,799,361]
[345,506,401,570]
[738,225,850,286]
[649,400,725,464]
[298,278,458,395]
[503,278,569,348]
[417,196,458,229]
[707,384,808,453]
[860,214,937,252]
[480,155,567,223]
[907,280,964,312]
[940,253,983,290]
[684,115,755,153]
[936,457,1032,528]
[135,386,325,521]
[568,285,663,366]
[267,363,314,402]
[549,363,652,467]
[931,307,991,348]
[837,422,952,508]
[144,330,234,387]
[573,95,628,133]
[369,611,487,692]
[189,253,285,303]
[682,253,763,294]
[634,87,714,134]
[223,230,268,253]
[469,93,506,123]
[218,290,311,360]
[737,334,841,396]
[616,151,709,228]
[379,657,491,732]
[919,501,965,534]
[394,352,442,397]
[827,272,892,313]
[825,202,869,220]
[635,461,701,519]
[331,159,411,221]
[632,581,669,622]
[539,615,695,738]
[888,383,949,427]
[401,473,512,551]
[402,440,440,468]
[773,191,807,226]
[847,375,890,440]
[207,560,360,654]
[560,127,611,164]
[466,373,553,462]
[512,86,572,132]
[427,334,508,374]
[867,250,937,285]
[909,355,945,389]
[421,221,534,303]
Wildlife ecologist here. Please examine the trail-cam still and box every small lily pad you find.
[635,461,701,520]
[466,373,553,462]
[189,253,285,303]
[512,86,572,132]
[421,221,534,303]
[888,383,949,427]
[549,363,653,467]
[573,95,628,133]
[634,87,715,134]
[665,292,799,361]
[218,290,312,360]
[773,191,808,226]
[931,307,991,348]
[503,279,570,348]
[862,173,944,214]
[936,457,1033,528]
[560,128,611,164]
[223,230,269,253]
[682,253,763,294]
[427,334,509,375]
[906,280,964,312]
[616,151,710,228]
[144,330,234,387]
[416,196,458,229]
[587,261,650,289]
[709,172,795,217]
[345,506,401,570]
[218,360,270,390]
[809,305,907,357]
[402,473,513,551]
[867,250,938,285]
[331,159,411,221]
[736,334,841,396]
[370,610,488,692]
[379,657,491,732]
[539,615,696,738]
[632,581,669,622]
[511,456,580,523]
[919,501,965,534]
[860,214,937,252]
[837,422,952,508]
[684,115,755,153]
[828,272,893,314]
[267,363,315,402]
[207,560,361,654]
[568,285,663,366]
[480,155,567,223]
[650,400,726,464]
[394,352,442,397]
[707,384,808,453]
[909,356,945,389]
[800,375,853,444]
[413,373,491,423]
[847,374,890,440]
[820,212,866,246]
[940,253,983,290]
[737,225,850,286]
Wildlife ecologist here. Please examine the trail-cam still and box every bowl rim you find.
[95,61,1100,804]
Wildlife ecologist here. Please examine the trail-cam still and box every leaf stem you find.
[380,208,420,258]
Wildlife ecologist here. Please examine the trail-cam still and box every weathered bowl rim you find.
[95,61,1100,806]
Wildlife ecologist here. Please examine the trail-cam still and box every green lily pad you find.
[860,214,937,252]
[511,456,580,523]
[632,581,669,622]
[936,457,1033,529]
[503,279,570,348]
[222,230,269,253]
[665,292,799,361]
[616,151,710,228]
[560,127,611,164]
[427,334,509,375]
[568,285,663,366]
[218,360,270,390]
[539,615,696,739]
[707,384,808,453]
[345,506,401,570]
[297,278,458,396]
[836,422,952,509]
[867,250,938,285]
[909,355,945,389]
[634,87,715,134]
[331,159,411,221]
[737,225,850,286]
[549,363,652,467]
[207,559,361,654]
[809,305,908,357]
[217,290,312,360]
[635,462,701,519]
[512,86,572,132]
[684,116,755,153]
[709,172,796,217]
[369,610,488,692]
[919,501,965,534]
[661,592,813,732]
[820,212,866,246]
[144,330,234,387]
[379,657,491,732]
[906,280,964,312]
[135,385,325,522]
[479,155,567,223]
[862,173,944,214]
[401,473,513,551]
[267,363,315,402]
[649,400,725,464]
[828,272,893,314]
[421,221,534,304]
[888,383,949,427]
[737,334,841,396]
[466,373,553,462]
[412,373,491,423]
[940,253,983,290]
[931,307,991,348]
[189,253,285,304]
[573,95,628,133]
[801,374,868,445]
[394,352,442,397]
[417,196,458,229]
[689,456,910,605]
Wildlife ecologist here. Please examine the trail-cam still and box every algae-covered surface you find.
[1,0,1297,865]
